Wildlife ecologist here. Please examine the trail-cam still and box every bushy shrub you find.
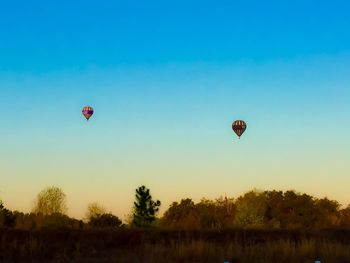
[89,213,122,228]
[0,203,16,227]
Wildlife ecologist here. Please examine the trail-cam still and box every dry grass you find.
[1,228,350,262]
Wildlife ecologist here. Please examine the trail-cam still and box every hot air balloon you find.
[82,106,94,121]
[232,120,246,138]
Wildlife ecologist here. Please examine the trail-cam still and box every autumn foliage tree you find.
[2,186,350,231]
[33,186,67,215]
[162,198,197,229]
[234,190,266,228]
[162,197,235,230]
[162,190,350,230]
[340,205,350,227]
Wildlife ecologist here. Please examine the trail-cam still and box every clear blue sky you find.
[1,1,350,219]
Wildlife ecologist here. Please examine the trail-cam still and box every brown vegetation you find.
[1,228,350,262]
[1,187,350,262]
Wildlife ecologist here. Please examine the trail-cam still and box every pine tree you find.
[132,185,161,227]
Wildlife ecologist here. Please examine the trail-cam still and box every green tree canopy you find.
[132,185,161,227]
[234,190,266,228]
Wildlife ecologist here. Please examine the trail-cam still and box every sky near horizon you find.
[1,1,350,219]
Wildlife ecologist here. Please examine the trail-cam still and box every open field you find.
[1,228,350,263]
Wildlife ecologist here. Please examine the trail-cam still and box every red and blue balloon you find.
[82,106,94,121]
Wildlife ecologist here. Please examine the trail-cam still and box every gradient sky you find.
[1,0,350,219]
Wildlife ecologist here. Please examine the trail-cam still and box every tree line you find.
[1,186,350,230]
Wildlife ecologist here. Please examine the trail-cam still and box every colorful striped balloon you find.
[232,120,247,138]
[82,106,94,121]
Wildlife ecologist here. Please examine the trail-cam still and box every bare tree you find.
[33,186,67,215]
[85,202,106,221]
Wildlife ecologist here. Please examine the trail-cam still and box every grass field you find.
[1,228,350,262]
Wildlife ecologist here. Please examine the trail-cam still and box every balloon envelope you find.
[232,120,246,138]
[82,106,94,121]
